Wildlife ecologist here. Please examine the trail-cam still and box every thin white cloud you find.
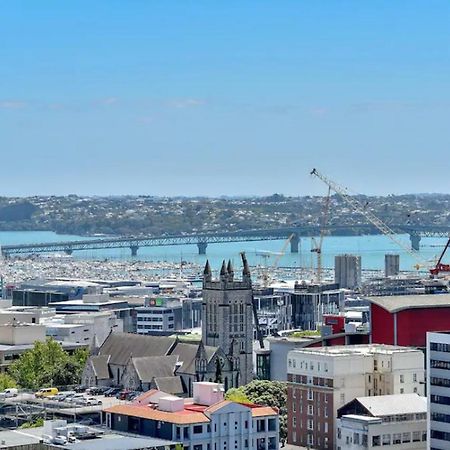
[96,97,119,107]
[0,100,27,109]
[168,98,206,109]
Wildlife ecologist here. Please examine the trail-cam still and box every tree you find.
[224,388,249,403]
[8,339,89,390]
[0,373,17,391]
[225,380,288,446]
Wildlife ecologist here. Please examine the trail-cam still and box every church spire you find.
[203,259,212,282]
[227,260,234,281]
[241,252,251,285]
[220,260,228,282]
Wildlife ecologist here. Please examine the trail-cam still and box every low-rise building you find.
[336,394,427,450]
[287,344,425,450]
[136,297,182,336]
[104,382,280,450]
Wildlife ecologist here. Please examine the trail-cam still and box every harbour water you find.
[0,230,447,273]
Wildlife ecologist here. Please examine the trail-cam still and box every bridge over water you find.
[1,225,449,257]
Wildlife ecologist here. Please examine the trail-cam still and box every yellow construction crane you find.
[310,168,428,270]
[311,187,331,283]
[258,234,295,287]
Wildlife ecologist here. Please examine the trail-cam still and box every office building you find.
[427,331,450,449]
[335,255,362,289]
[336,394,427,450]
[385,254,400,277]
[136,297,182,336]
[287,344,424,449]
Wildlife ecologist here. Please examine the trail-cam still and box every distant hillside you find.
[0,194,448,237]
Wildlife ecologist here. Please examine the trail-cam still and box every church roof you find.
[99,332,176,366]
[131,355,178,382]
[90,355,110,380]
[154,376,184,395]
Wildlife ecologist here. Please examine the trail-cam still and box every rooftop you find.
[369,293,450,313]
[354,394,427,417]
[288,344,421,358]
[104,399,278,425]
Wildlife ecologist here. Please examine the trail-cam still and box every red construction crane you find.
[430,237,450,276]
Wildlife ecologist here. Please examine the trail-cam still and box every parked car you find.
[67,394,86,404]
[85,397,103,406]
[104,388,121,397]
[35,388,59,398]
[0,388,18,399]
[74,385,88,393]
[86,387,107,396]
[53,391,76,402]
[116,390,131,400]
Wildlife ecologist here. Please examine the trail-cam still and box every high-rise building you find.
[334,254,362,289]
[202,256,254,387]
[427,331,450,449]
[385,254,400,277]
[287,344,424,449]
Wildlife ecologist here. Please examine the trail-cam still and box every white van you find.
[0,388,18,399]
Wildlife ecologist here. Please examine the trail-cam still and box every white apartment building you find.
[336,394,427,450]
[427,331,450,450]
[287,344,425,450]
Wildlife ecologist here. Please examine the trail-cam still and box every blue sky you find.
[1,1,450,197]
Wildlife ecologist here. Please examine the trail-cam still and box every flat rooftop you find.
[368,293,450,313]
[289,344,421,357]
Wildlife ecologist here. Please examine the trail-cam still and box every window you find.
[393,434,401,444]
[354,433,360,445]
[413,373,417,382]
[324,422,328,433]
[307,419,314,430]
[307,389,313,400]
[293,402,296,412]
[340,393,345,403]
[193,425,203,434]
[337,428,341,439]
[292,417,296,427]
[382,434,391,445]
[307,434,314,446]
[400,374,404,383]
[412,431,420,442]
[307,405,314,415]
[400,388,404,394]
[372,435,381,447]
[402,433,411,443]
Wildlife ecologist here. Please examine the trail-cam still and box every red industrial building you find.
[369,294,450,348]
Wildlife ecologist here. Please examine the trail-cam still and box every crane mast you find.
[310,168,428,268]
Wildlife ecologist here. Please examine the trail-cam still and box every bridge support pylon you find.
[290,233,300,253]
[197,242,208,255]
[409,234,421,251]
[130,245,139,257]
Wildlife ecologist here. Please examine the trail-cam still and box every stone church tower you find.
[201,254,254,387]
